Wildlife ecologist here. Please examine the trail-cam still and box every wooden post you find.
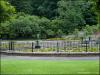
[57,41,59,52]
[11,41,13,50]
[86,41,88,52]
[9,41,11,51]
[12,41,14,51]
[32,42,34,52]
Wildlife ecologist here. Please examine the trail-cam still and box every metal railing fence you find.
[0,40,100,53]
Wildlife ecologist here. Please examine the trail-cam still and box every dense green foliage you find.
[8,0,60,19]
[0,15,64,39]
[0,0,15,22]
[0,0,99,39]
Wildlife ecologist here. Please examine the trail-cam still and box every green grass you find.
[1,60,99,75]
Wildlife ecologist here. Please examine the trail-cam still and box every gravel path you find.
[1,55,99,60]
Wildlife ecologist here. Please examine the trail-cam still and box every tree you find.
[8,0,59,19]
[57,0,97,34]
[73,29,79,38]
[80,1,97,25]
[9,15,40,39]
[1,15,54,39]
[82,24,100,37]
[0,21,10,39]
[0,0,15,23]
[39,17,51,38]
[35,0,60,19]
[83,25,93,36]
[8,0,33,14]
[90,0,100,24]
[56,29,64,38]
[57,0,86,34]
[50,19,64,37]
[1,0,98,39]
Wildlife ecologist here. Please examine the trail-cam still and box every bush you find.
[0,15,64,39]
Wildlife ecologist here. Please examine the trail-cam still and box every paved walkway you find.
[1,55,99,60]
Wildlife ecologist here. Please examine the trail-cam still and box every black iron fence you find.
[0,40,100,53]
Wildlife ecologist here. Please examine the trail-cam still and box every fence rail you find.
[0,40,100,53]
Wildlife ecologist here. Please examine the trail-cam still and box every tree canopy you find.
[0,0,99,39]
[0,0,16,23]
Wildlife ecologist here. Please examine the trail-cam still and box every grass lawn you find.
[1,60,99,75]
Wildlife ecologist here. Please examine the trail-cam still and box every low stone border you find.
[1,51,100,57]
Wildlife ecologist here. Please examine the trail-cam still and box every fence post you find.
[12,41,14,51]
[9,41,11,51]
[57,41,59,52]
[11,41,13,50]
[85,41,88,52]
[32,42,34,52]
[9,41,14,51]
